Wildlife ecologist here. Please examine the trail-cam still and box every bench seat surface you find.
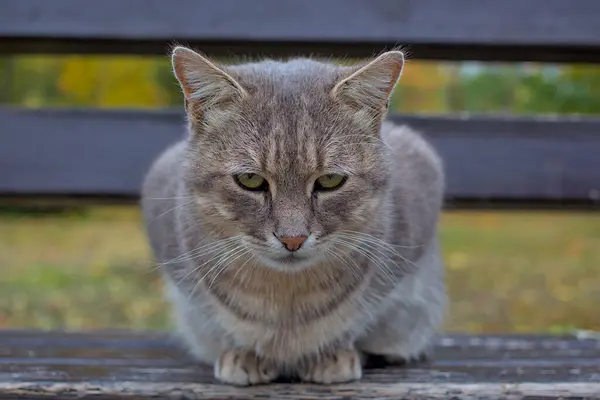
[0,330,599,399]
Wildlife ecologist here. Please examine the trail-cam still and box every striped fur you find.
[141,47,445,385]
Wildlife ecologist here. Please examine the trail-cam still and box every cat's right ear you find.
[331,50,404,116]
[171,46,247,116]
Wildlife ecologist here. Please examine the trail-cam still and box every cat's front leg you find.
[356,295,442,366]
[358,249,445,366]
[215,349,279,386]
[297,348,363,384]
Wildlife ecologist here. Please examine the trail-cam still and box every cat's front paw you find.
[214,349,278,386]
[299,348,362,384]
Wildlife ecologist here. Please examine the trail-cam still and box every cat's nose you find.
[275,235,307,251]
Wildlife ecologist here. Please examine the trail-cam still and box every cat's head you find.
[172,47,404,271]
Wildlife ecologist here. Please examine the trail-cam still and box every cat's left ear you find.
[332,50,404,114]
[171,46,247,118]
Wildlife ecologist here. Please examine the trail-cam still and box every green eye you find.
[314,174,347,191]
[235,173,267,191]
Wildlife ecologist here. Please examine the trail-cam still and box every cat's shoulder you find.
[142,140,187,199]
[381,121,443,174]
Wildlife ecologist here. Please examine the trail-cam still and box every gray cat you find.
[141,46,446,386]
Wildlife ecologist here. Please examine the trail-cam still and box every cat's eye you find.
[234,173,268,191]
[314,174,347,192]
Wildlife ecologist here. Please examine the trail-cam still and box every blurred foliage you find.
[1,55,600,114]
[1,207,599,332]
[391,61,449,112]
[391,62,600,115]
[449,64,600,114]
[57,57,165,107]
[0,207,168,330]
[0,56,178,108]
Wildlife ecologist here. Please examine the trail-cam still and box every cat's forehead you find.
[231,58,341,94]
[230,58,347,134]
[227,113,368,179]
[232,58,339,79]
[218,58,378,176]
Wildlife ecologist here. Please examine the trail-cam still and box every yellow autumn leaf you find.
[57,56,164,107]
[96,58,162,107]
[58,56,101,104]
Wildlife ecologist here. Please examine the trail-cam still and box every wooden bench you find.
[1,1,600,398]
[2,330,600,399]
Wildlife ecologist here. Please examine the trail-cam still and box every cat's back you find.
[380,121,444,258]
[381,121,443,182]
[381,121,444,202]
[142,140,186,206]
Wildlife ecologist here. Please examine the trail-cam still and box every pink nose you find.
[277,236,307,251]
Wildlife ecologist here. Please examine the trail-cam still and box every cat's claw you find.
[299,348,362,384]
[214,349,278,386]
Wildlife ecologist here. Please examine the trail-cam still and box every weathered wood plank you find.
[1,0,600,62]
[0,331,599,399]
[1,107,600,207]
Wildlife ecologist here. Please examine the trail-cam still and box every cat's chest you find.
[213,280,370,363]
[201,257,373,361]
[209,262,367,323]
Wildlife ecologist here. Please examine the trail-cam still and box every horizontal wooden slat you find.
[1,107,600,208]
[0,331,599,399]
[1,0,600,62]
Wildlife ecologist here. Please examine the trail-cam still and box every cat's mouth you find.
[259,249,318,271]
[243,235,321,271]
[276,252,307,264]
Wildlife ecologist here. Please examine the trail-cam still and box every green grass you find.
[1,207,599,333]
[0,207,167,330]
[442,211,600,333]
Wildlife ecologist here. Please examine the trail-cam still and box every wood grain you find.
[2,107,600,208]
[1,331,599,399]
[1,0,600,62]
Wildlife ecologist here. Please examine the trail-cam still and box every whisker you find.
[325,247,362,281]
[230,252,257,284]
[145,196,196,201]
[166,236,243,265]
[192,242,246,287]
[207,248,251,290]
[188,245,244,300]
[335,235,414,269]
[329,238,397,284]
[147,199,196,224]
[240,256,261,289]
[176,241,243,288]
[338,230,423,250]
[335,232,420,270]
[147,235,243,274]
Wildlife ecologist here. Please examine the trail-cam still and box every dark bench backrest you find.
[1,0,600,208]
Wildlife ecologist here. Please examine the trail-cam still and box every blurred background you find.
[1,55,599,333]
